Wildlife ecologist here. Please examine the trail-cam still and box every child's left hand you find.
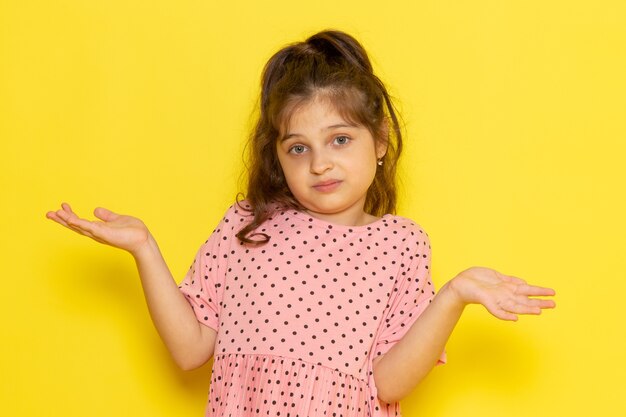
[448,267,556,321]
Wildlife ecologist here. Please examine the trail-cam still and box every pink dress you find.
[179,203,445,417]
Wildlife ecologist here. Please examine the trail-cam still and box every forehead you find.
[288,98,351,130]
[279,93,362,138]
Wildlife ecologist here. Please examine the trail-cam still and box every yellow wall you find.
[2,1,624,416]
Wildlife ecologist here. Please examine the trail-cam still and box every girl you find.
[47,30,556,417]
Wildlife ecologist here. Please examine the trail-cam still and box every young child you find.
[47,30,556,417]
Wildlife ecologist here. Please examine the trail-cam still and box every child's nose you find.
[309,150,333,174]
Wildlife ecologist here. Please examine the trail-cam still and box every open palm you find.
[450,266,556,321]
[46,203,150,255]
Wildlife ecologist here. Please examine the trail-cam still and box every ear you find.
[375,117,389,159]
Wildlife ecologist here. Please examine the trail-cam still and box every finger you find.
[94,207,118,222]
[63,211,84,228]
[491,307,519,321]
[56,205,77,223]
[61,202,75,216]
[54,208,77,228]
[66,216,102,236]
[505,295,557,314]
[54,207,96,233]
[68,221,108,242]
[46,211,71,228]
[501,274,527,285]
[518,284,556,297]
[531,298,556,309]
[485,301,519,321]
[512,294,556,310]
[47,205,106,243]
[66,224,95,238]
[47,210,93,238]
[505,301,542,315]
[61,203,90,226]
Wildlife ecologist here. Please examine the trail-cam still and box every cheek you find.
[277,156,302,184]
[358,151,379,186]
[355,146,378,169]
[276,151,291,175]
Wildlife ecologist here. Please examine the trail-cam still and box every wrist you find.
[131,233,159,261]
[442,276,471,310]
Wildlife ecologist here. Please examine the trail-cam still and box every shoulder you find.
[383,214,429,239]
[380,214,432,257]
[217,200,254,227]
[197,200,253,247]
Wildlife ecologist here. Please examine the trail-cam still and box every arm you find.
[131,235,217,370]
[372,267,556,404]
[47,203,216,370]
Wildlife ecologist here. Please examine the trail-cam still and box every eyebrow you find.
[282,123,356,141]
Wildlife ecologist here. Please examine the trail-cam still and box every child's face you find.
[276,96,386,226]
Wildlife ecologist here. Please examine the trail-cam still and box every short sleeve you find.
[373,226,446,364]
[178,205,240,331]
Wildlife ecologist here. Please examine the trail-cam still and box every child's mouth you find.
[313,180,342,192]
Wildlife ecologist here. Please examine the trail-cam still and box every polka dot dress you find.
[179,203,444,417]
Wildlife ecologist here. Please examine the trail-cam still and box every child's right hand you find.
[46,203,151,256]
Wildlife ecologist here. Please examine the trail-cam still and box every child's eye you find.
[333,135,350,145]
[288,145,307,154]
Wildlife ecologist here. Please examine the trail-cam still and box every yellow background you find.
[2,1,624,416]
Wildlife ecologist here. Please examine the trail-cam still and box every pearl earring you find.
[377,159,383,166]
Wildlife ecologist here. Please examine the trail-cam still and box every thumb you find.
[93,207,119,222]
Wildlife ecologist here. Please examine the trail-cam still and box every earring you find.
[377,159,383,166]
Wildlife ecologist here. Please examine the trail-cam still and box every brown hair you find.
[236,30,403,244]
